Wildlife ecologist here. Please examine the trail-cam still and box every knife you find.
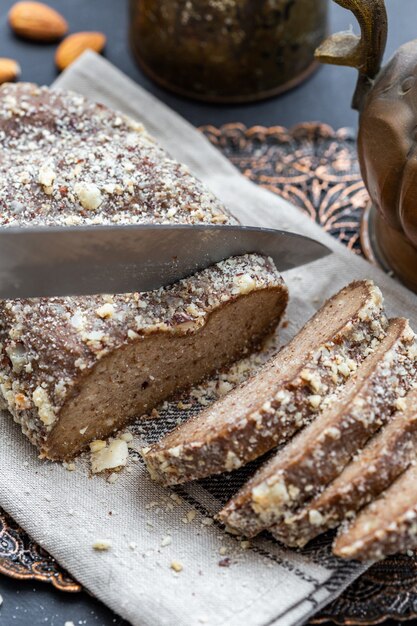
[0,224,330,299]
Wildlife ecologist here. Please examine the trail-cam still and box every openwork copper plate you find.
[0,508,81,592]
[1,122,416,623]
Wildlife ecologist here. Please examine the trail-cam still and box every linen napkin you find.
[1,51,417,626]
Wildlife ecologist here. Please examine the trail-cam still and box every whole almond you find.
[9,1,68,42]
[56,32,106,71]
[0,59,21,85]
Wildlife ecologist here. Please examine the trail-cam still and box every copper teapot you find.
[318,0,417,292]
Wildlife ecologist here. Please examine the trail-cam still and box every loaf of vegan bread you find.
[219,318,417,537]
[274,387,417,548]
[143,281,388,485]
[0,83,288,459]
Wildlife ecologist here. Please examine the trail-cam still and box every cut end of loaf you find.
[39,277,287,460]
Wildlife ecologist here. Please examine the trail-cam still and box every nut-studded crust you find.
[0,83,287,458]
[273,387,417,548]
[334,463,417,561]
[142,280,388,485]
[219,318,417,537]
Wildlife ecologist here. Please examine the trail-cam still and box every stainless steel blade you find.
[0,224,330,299]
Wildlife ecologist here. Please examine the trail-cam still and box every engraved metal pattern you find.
[201,122,368,253]
[0,508,81,592]
[1,122,415,625]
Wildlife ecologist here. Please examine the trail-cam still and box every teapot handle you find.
[315,0,388,111]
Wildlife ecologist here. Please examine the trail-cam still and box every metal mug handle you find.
[315,0,388,111]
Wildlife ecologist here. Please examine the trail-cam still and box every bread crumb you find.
[120,432,133,443]
[185,509,197,523]
[129,542,137,551]
[63,461,76,471]
[219,546,227,555]
[161,535,172,547]
[92,540,112,551]
[177,401,191,410]
[170,493,183,505]
[240,540,251,550]
[79,426,88,435]
[107,472,119,484]
[170,560,183,572]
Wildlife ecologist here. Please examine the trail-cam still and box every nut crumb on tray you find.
[170,560,183,572]
[92,540,112,551]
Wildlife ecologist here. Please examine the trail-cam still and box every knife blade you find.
[0,224,330,299]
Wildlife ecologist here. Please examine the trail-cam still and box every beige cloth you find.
[1,51,417,626]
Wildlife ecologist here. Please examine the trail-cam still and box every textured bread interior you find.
[334,465,417,554]
[155,280,374,447]
[44,287,287,459]
[261,318,406,471]
[329,404,417,489]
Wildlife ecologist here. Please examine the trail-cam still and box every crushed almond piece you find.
[170,560,183,572]
[92,540,112,551]
[96,303,115,319]
[91,439,129,474]
[186,509,197,523]
[90,439,106,453]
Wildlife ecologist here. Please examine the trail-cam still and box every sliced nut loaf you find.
[0,83,288,460]
[334,463,417,561]
[273,387,417,548]
[219,318,417,537]
[142,280,387,485]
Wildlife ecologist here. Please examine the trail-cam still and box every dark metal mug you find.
[129,0,328,103]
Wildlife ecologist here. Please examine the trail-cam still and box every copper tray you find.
[2,122,417,624]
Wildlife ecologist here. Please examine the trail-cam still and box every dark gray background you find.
[0,0,415,624]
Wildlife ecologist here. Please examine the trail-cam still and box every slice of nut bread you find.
[219,319,416,537]
[334,463,417,561]
[273,387,417,548]
[142,280,387,485]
